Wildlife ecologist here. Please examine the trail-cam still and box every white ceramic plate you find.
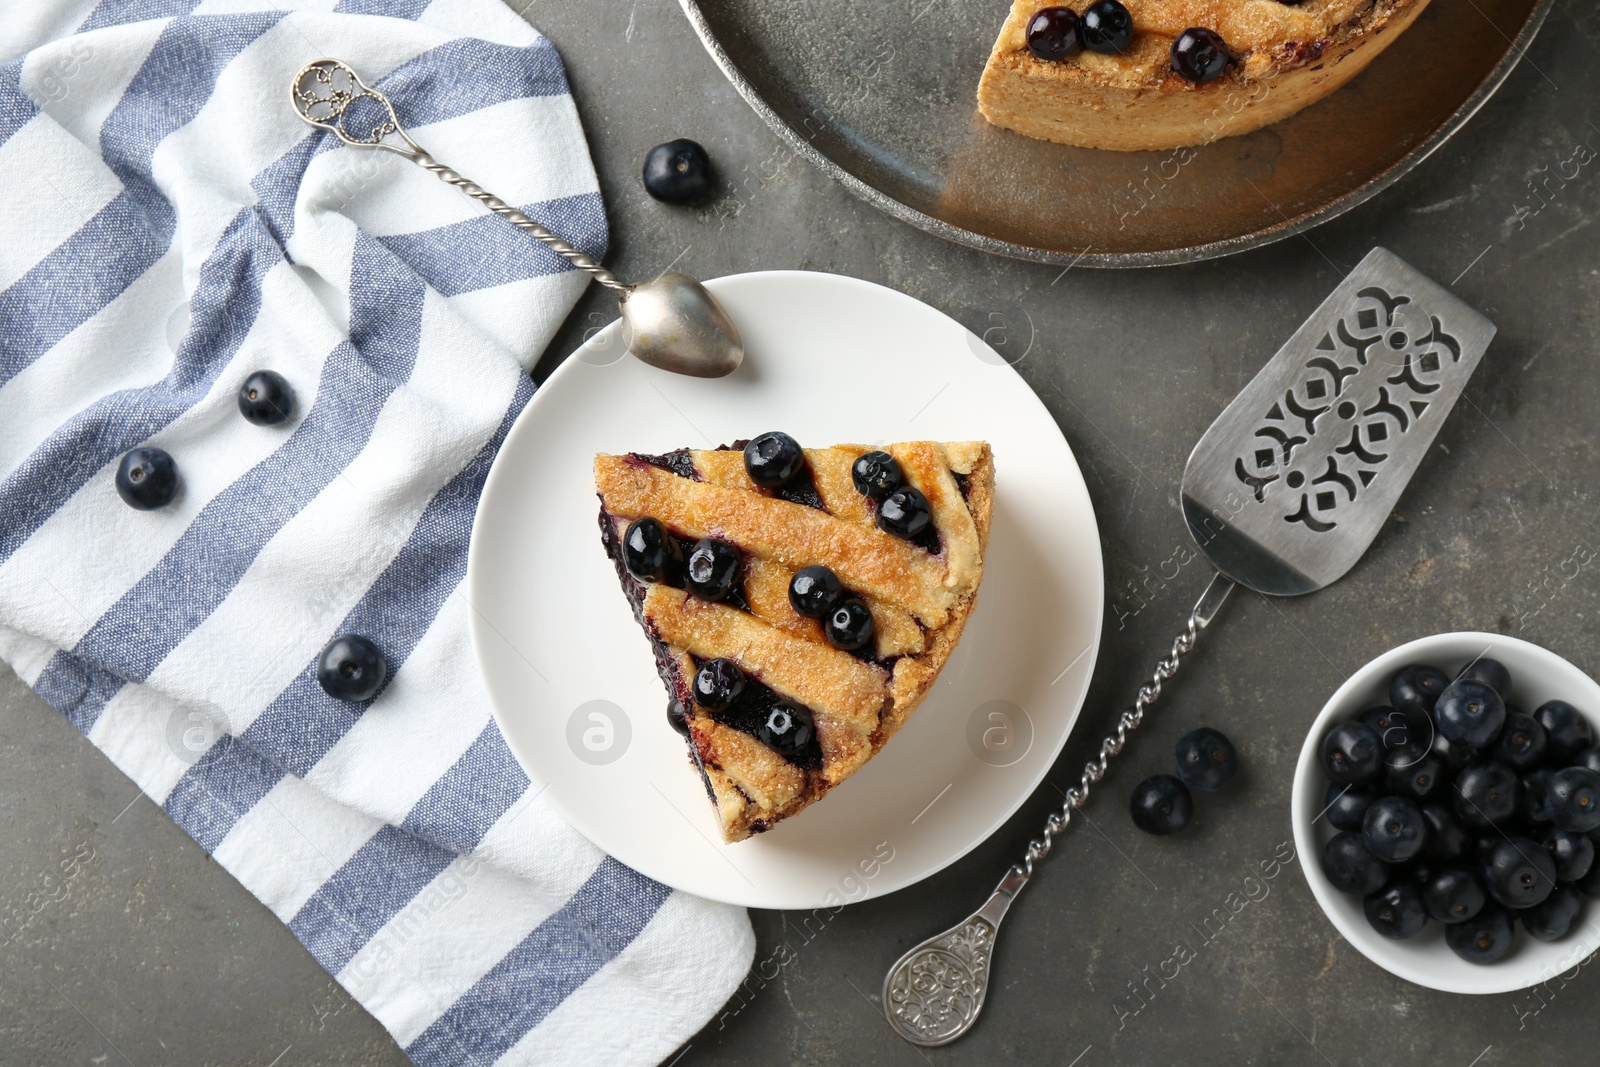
[467,271,1104,909]
[1292,632,1600,994]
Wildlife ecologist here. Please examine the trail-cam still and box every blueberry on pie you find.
[595,437,994,841]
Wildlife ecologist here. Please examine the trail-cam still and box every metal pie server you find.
[883,247,1496,1046]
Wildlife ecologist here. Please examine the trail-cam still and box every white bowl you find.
[1292,631,1600,994]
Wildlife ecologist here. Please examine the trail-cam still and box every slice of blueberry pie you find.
[595,433,993,842]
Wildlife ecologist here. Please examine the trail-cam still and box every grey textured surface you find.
[4,0,1600,1063]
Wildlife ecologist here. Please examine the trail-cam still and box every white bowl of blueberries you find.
[1292,632,1600,994]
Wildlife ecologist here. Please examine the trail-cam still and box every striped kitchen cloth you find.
[0,3,753,1065]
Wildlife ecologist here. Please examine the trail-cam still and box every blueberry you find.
[1078,0,1135,54]
[1383,742,1444,801]
[1494,711,1548,773]
[850,450,903,500]
[1452,760,1521,829]
[1519,885,1582,942]
[1170,27,1229,83]
[1173,727,1237,792]
[642,138,714,205]
[823,597,875,652]
[1429,729,1475,773]
[1320,721,1382,785]
[1325,783,1377,832]
[1434,680,1506,748]
[877,486,932,540]
[1471,832,1502,866]
[1364,880,1429,940]
[1484,836,1558,909]
[1520,768,1554,829]
[666,700,691,736]
[1456,657,1512,697]
[744,431,805,488]
[756,701,815,761]
[1390,664,1450,716]
[238,370,295,426]
[1545,767,1600,833]
[1422,866,1487,924]
[1420,802,1470,863]
[621,518,682,583]
[115,447,179,510]
[1025,6,1081,61]
[789,565,843,620]
[1575,746,1600,775]
[1321,831,1390,895]
[1363,795,1428,863]
[1539,827,1595,882]
[1535,700,1594,764]
[685,538,741,601]
[1446,902,1514,964]
[1361,705,1422,752]
[1579,853,1600,897]
[1130,774,1192,835]
[316,634,387,702]
[693,658,745,711]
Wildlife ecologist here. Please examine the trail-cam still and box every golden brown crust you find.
[977,0,1430,151]
[597,442,993,842]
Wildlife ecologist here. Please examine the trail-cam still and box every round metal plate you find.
[681,0,1554,268]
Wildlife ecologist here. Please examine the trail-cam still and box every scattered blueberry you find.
[1420,802,1470,863]
[1484,836,1558,909]
[1170,27,1229,83]
[823,597,875,652]
[1434,680,1507,748]
[1130,775,1193,835]
[1321,832,1390,895]
[1520,885,1582,941]
[316,634,387,702]
[756,701,815,761]
[1361,705,1421,752]
[1363,795,1428,863]
[693,658,745,711]
[238,370,294,426]
[1025,7,1081,61]
[1390,664,1450,716]
[115,448,178,510]
[1494,711,1548,773]
[788,565,843,620]
[851,450,903,500]
[1540,827,1595,882]
[1457,657,1512,697]
[1535,700,1594,764]
[1452,760,1521,829]
[1422,866,1487,924]
[1364,880,1429,939]
[622,518,682,583]
[1446,902,1514,964]
[1174,727,1237,793]
[877,486,933,540]
[1321,721,1382,785]
[744,431,805,488]
[642,138,714,205]
[1325,783,1377,833]
[1383,742,1444,801]
[1078,0,1135,54]
[1545,767,1600,833]
[666,700,691,736]
[686,538,741,601]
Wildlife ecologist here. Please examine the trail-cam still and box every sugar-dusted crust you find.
[978,0,1430,151]
[596,441,993,841]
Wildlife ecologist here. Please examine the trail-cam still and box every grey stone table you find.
[5,1,1599,1063]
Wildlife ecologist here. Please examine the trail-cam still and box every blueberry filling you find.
[631,449,700,480]
[692,655,823,770]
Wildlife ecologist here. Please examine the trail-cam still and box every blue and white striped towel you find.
[0,3,753,1064]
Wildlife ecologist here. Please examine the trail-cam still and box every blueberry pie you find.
[978,0,1430,151]
[595,436,993,841]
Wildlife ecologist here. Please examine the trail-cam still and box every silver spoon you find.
[884,247,1497,1046]
[288,59,743,378]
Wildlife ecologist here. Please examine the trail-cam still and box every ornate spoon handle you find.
[882,571,1236,1047]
